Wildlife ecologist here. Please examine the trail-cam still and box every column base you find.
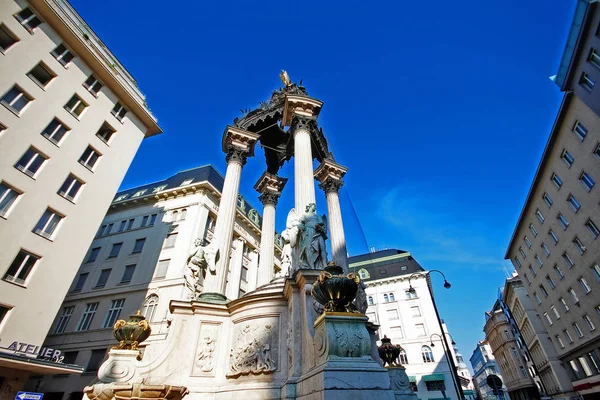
[387,367,418,400]
[197,292,229,304]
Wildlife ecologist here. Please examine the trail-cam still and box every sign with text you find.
[15,392,43,400]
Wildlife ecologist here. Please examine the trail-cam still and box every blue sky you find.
[71,0,576,363]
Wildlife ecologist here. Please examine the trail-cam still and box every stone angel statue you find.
[279,70,292,87]
[298,203,328,270]
[185,239,218,296]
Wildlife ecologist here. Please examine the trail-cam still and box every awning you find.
[463,390,474,395]
[408,376,417,382]
[422,373,445,382]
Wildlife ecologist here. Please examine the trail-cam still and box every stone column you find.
[226,238,245,299]
[246,249,259,292]
[254,172,288,287]
[201,126,259,300]
[282,94,323,211]
[315,159,349,273]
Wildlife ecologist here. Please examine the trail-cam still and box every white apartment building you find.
[0,0,161,394]
[28,165,282,400]
[348,249,471,400]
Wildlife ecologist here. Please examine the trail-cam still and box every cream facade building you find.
[28,165,282,400]
[505,91,600,399]
[502,275,577,399]
[348,249,473,400]
[0,0,160,395]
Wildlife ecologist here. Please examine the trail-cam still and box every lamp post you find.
[408,270,465,400]
[430,333,461,400]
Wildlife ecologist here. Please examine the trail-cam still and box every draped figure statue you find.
[283,203,328,274]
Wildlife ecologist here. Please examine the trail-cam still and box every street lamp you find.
[430,333,462,400]
[409,270,465,400]
[430,332,457,347]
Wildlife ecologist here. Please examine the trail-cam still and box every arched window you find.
[384,294,389,303]
[389,293,395,302]
[179,208,187,220]
[142,294,159,322]
[358,268,370,279]
[368,296,374,305]
[399,349,408,364]
[421,346,434,363]
[248,209,260,226]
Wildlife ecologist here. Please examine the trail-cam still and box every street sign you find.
[16,392,44,400]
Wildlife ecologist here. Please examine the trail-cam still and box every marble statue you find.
[279,70,292,87]
[185,239,218,296]
[195,335,216,372]
[227,322,277,378]
[354,280,368,315]
[284,203,328,272]
[280,229,293,276]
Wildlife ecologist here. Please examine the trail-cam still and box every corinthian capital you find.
[259,191,281,207]
[289,115,315,135]
[319,177,344,194]
[225,146,249,166]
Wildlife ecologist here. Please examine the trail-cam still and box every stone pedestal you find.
[388,367,418,400]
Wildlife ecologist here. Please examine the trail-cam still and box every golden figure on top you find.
[279,70,292,87]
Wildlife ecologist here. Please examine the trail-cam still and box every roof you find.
[348,249,424,281]
[504,92,573,259]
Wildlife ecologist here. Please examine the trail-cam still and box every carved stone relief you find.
[191,323,220,376]
[227,318,279,378]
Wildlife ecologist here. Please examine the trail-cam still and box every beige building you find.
[0,0,161,395]
[505,91,600,398]
[502,276,577,399]
[484,300,540,400]
[28,165,282,400]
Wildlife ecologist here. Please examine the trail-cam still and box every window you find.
[149,214,158,226]
[551,305,560,319]
[561,150,575,167]
[564,329,574,343]
[152,185,167,193]
[383,294,389,303]
[580,72,595,91]
[387,309,399,321]
[142,294,159,321]
[27,62,55,88]
[529,265,537,277]
[593,263,600,282]
[548,229,559,244]
[16,147,48,179]
[585,219,600,238]
[132,238,146,253]
[535,209,545,224]
[580,171,595,191]
[0,24,18,52]
[182,179,193,186]
[154,259,169,279]
[163,233,177,248]
[579,277,592,294]
[368,296,374,305]
[560,297,570,312]
[96,122,115,144]
[563,251,575,268]
[64,95,88,118]
[62,351,78,365]
[569,288,580,304]
[85,349,105,372]
[58,174,84,202]
[583,315,596,331]
[54,306,74,334]
[524,236,532,248]
[79,146,101,170]
[405,290,417,299]
[2,85,33,114]
[574,322,584,338]
[118,220,126,232]
[551,173,563,189]
[556,334,565,349]
[554,265,565,280]
[114,194,128,202]
[83,75,103,96]
[180,209,187,220]
[95,269,111,288]
[51,43,74,66]
[141,215,149,227]
[121,265,135,283]
[596,143,600,160]
[573,236,586,254]
[72,272,88,292]
[33,208,63,239]
[126,219,135,230]
[544,312,553,325]
[543,192,553,207]
[566,195,582,214]
[77,302,98,331]
[15,7,42,31]
[558,213,569,230]
[525,273,532,285]
[132,189,147,198]
[519,247,526,258]
[589,351,600,374]
[86,247,100,263]
[541,242,551,256]
[546,275,556,289]
[415,323,426,336]
[535,254,543,267]
[399,349,408,364]
[0,182,21,217]
[421,345,434,362]
[102,299,124,328]
[514,257,522,268]
[529,223,538,237]
[411,306,421,317]
[573,120,588,141]
[580,356,594,377]
[241,266,248,282]
[108,243,122,258]
[111,102,127,121]
[40,118,70,146]
[539,284,548,297]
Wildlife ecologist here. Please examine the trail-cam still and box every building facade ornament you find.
[227,320,278,378]
[258,191,281,206]
[225,145,249,166]
[318,177,344,194]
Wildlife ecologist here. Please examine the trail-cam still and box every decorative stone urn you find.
[311,262,360,313]
[377,336,417,400]
[378,336,404,368]
[113,311,151,350]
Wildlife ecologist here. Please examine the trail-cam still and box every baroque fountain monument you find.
[83,72,416,400]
